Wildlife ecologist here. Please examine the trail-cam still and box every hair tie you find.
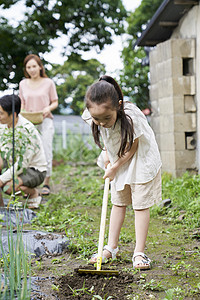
[99,76,107,82]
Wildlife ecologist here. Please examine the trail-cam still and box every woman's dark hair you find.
[0,94,21,116]
[23,54,48,78]
[85,75,134,157]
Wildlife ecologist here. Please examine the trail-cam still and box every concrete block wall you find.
[149,38,196,176]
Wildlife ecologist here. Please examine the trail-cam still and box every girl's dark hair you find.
[85,75,134,157]
[23,54,48,78]
[0,94,21,116]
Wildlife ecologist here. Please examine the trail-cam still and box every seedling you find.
[171,261,191,277]
[141,279,164,291]
[51,284,59,291]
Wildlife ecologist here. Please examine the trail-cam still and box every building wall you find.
[149,4,200,177]
[150,38,196,176]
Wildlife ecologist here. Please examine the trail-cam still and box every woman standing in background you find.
[19,54,58,196]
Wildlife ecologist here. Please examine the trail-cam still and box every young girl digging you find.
[82,75,162,270]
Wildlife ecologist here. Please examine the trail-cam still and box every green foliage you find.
[53,132,101,162]
[0,125,38,197]
[0,0,126,90]
[50,53,106,115]
[152,172,200,229]
[141,279,164,291]
[127,0,163,39]
[0,211,31,299]
[120,0,163,110]
[163,287,185,300]
[0,125,36,172]
[120,44,149,110]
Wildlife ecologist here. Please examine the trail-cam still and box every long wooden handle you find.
[96,164,110,271]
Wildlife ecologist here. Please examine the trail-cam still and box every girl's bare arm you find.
[103,138,139,181]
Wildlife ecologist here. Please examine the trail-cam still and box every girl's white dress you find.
[82,102,162,191]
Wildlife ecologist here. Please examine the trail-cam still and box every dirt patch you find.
[56,268,134,299]
[31,262,143,300]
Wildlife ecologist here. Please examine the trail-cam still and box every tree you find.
[120,0,163,110]
[50,53,106,115]
[0,0,126,90]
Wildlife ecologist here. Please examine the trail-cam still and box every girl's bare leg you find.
[134,208,150,265]
[100,205,126,259]
[107,205,126,249]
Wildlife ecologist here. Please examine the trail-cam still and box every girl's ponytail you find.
[99,76,123,101]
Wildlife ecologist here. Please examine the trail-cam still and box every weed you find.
[51,284,59,291]
[35,259,43,271]
[68,281,91,296]
[171,261,191,277]
[163,287,185,299]
[188,282,200,296]
[51,257,63,264]
[140,279,164,291]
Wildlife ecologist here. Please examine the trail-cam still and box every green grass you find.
[53,132,101,162]
[152,172,200,229]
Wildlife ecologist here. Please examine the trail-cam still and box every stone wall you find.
[150,39,196,176]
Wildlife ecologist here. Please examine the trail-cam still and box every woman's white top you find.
[82,102,162,191]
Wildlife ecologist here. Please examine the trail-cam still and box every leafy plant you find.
[0,210,31,299]
[141,279,164,291]
[68,281,92,296]
[0,125,38,200]
[0,125,37,172]
[51,284,59,292]
[171,261,192,277]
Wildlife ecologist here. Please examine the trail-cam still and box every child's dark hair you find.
[0,94,21,116]
[85,75,134,157]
